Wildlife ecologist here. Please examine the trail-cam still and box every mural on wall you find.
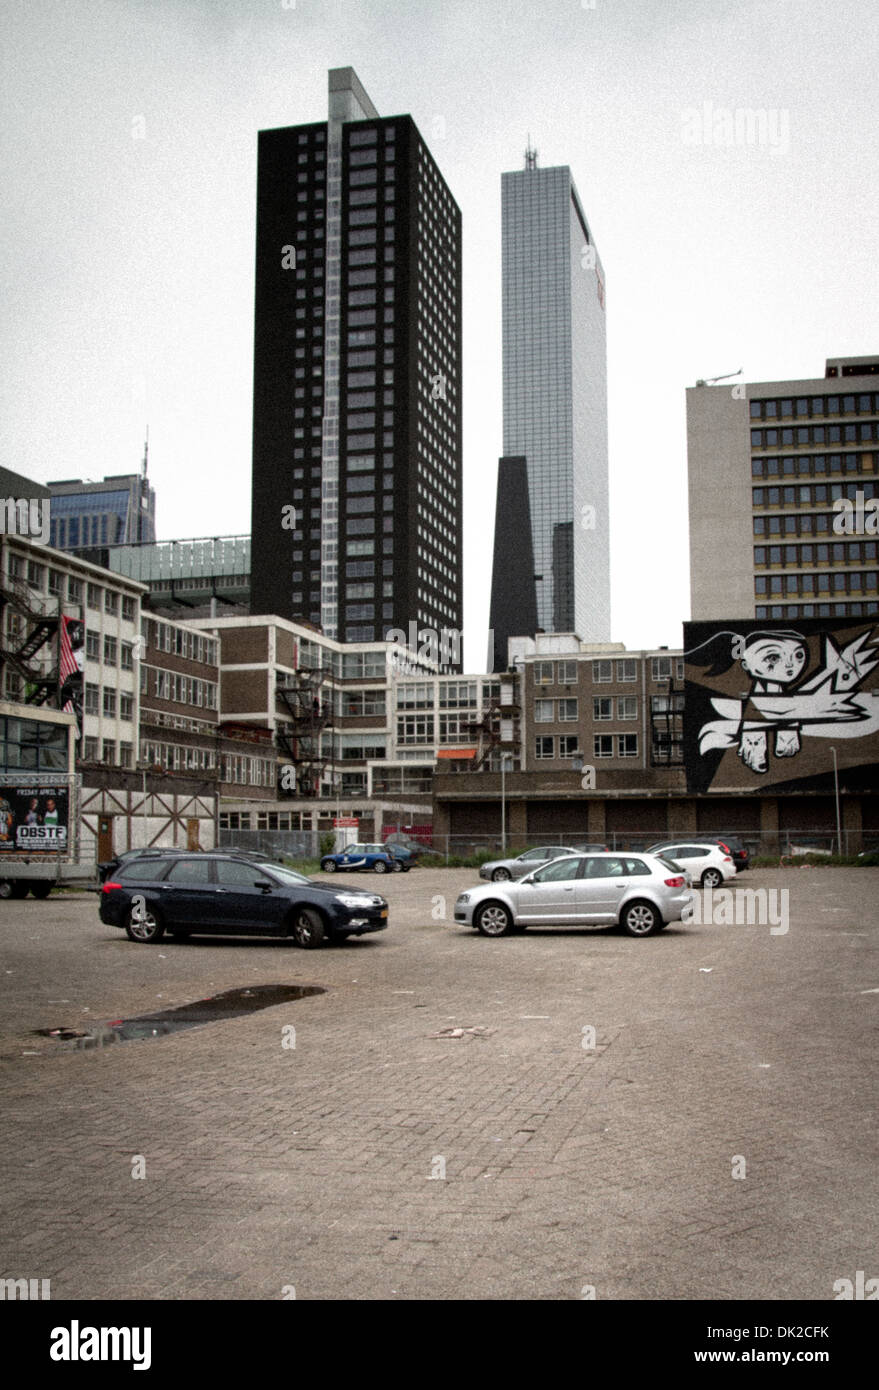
[683,620,879,793]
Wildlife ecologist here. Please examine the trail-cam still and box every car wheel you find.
[0,881,11,899]
[491,867,512,882]
[701,868,723,889]
[321,859,337,872]
[374,860,388,874]
[8,882,29,899]
[124,904,165,943]
[30,882,52,899]
[474,901,514,937]
[391,859,403,873]
[291,907,326,949]
[621,900,660,937]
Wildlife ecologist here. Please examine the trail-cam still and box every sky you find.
[2,0,878,670]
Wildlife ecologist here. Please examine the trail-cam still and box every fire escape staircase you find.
[0,576,59,705]
[275,666,337,797]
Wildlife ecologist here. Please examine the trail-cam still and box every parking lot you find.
[1,865,877,1300]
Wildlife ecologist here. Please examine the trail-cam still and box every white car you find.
[455,852,694,938]
[646,842,737,889]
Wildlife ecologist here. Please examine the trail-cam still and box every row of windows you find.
[755,542,877,567]
[81,738,134,767]
[534,698,579,722]
[751,453,870,478]
[85,633,134,668]
[751,423,879,448]
[0,714,68,771]
[535,734,639,760]
[592,657,685,682]
[754,512,870,537]
[750,393,879,420]
[6,557,136,618]
[145,620,217,666]
[755,602,878,618]
[755,572,878,596]
[150,668,218,708]
[753,481,876,507]
[83,685,134,720]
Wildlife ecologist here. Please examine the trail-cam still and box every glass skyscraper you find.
[250,68,462,656]
[499,160,610,642]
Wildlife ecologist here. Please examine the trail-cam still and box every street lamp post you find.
[136,763,148,848]
[500,754,513,854]
[831,747,842,855]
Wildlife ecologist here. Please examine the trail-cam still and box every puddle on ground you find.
[36,984,325,1047]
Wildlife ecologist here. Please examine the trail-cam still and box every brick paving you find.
[0,867,877,1300]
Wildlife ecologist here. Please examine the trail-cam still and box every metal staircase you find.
[0,573,59,705]
[275,665,337,797]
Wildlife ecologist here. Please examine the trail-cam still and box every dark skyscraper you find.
[250,68,462,653]
[488,455,538,672]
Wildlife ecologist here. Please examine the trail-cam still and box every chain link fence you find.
[220,827,871,863]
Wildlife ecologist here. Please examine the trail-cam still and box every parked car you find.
[645,841,737,888]
[456,852,693,938]
[97,846,192,883]
[478,846,579,882]
[703,834,751,871]
[320,842,409,874]
[383,833,427,861]
[222,846,285,863]
[570,843,610,853]
[381,837,422,865]
[99,853,389,947]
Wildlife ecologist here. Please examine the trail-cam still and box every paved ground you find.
[1,866,877,1300]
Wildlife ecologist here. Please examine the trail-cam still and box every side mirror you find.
[520,873,535,885]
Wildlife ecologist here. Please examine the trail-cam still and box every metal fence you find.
[219,827,871,863]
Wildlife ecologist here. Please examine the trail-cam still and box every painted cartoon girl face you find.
[741,638,807,684]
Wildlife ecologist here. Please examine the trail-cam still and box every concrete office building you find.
[494,154,610,649]
[250,67,463,658]
[687,354,879,622]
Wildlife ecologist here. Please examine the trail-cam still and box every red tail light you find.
[664,876,685,888]
[102,881,123,892]
[723,856,733,863]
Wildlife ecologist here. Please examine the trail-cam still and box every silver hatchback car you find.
[456,852,694,938]
[478,845,579,882]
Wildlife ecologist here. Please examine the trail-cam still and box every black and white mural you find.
[683,620,879,793]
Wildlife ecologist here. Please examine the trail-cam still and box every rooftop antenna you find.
[138,425,149,544]
[524,135,538,170]
[695,368,742,387]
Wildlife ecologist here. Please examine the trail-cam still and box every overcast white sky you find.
[2,0,878,669]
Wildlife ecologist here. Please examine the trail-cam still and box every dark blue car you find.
[99,852,389,947]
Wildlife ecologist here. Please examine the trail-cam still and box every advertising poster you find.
[0,782,69,853]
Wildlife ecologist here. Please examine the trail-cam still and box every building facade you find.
[687,355,879,623]
[47,473,156,552]
[498,158,610,643]
[250,67,463,656]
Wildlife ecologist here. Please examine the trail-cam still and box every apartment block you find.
[688,355,879,623]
